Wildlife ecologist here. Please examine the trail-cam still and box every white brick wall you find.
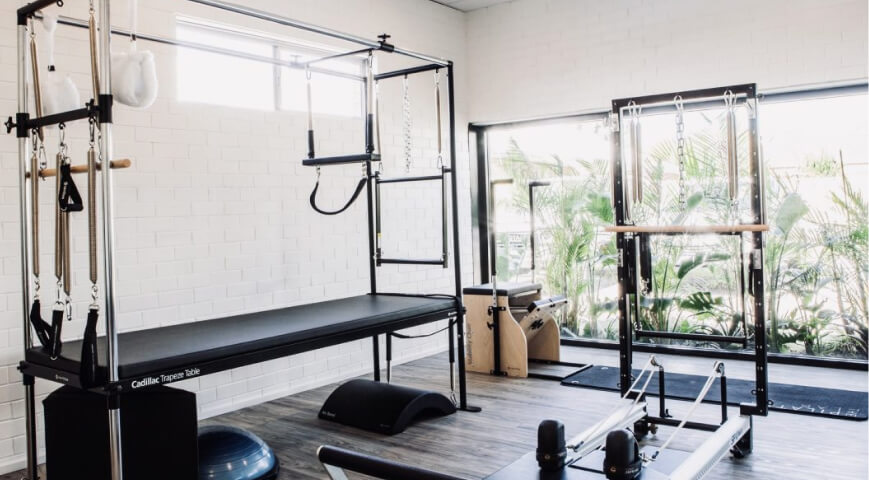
[0,0,471,473]
[466,0,869,122]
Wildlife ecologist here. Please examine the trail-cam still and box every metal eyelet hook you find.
[315,166,321,181]
[88,117,96,146]
[723,89,735,108]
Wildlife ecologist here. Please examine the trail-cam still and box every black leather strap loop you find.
[80,307,100,386]
[58,162,83,212]
[29,299,52,349]
[310,177,367,216]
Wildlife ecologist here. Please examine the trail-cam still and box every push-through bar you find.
[374,170,450,268]
[302,153,381,166]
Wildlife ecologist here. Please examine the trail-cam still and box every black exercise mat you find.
[562,365,867,421]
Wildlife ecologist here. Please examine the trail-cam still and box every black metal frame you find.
[469,82,869,372]
[374,168,451,268]
[612,84,767,418]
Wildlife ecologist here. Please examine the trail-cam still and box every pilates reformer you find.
[10,2,476,479]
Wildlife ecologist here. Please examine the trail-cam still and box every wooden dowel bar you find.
[604,224,769,234]
[27,159,132,178]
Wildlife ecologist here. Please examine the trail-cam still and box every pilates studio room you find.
[0,0,867,479]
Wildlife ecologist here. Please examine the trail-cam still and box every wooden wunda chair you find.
[463,282,567,378]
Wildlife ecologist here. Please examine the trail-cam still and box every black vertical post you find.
[363,69,380,381]
[473,128,490,283]
[612,103,633,397]
[447,63,474,411]
[385,333,392,383]
[747,90,768,416]
[372,334,381,382]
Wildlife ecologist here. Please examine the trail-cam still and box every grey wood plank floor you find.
[4,347,867,479]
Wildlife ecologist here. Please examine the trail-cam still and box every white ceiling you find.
[430,0,514,12]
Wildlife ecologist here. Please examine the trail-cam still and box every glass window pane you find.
[176,22,275,111]
[487,119,619,340]
[759,92,868,359]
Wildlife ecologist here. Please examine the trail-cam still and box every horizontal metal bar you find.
[377,174,444,184]
[305,47,373,67]
[378,258,445,266]
[302,153,381,166]
[561,338,868,371]
[17,0,59,25]
[635,330,747,345]
[612,83,756,111]
[647,416,721,432]
[759,80,868,104]
[186,0,450,66]
[47,14,365,82]
[529,180,551,187]
[374,63,444,81]
[27,106,92,129]
[469,108,610,130]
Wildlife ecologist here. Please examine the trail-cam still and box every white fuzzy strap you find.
[129,0,139,51]
[42,13,58,67]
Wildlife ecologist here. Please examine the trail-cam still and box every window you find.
[176,18,363,115]
[479,86,869,360]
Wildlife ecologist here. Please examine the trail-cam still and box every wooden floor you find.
[5,347,867,479]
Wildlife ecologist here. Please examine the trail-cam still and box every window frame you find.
[469,81,869,371]
[175,16,365,115]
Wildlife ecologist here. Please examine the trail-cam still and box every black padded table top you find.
[463,282,542,297]
[24,294,456,387]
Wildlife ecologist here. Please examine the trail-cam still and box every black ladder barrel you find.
[319,378,456,435]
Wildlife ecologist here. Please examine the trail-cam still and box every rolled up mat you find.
[198,425,279,480]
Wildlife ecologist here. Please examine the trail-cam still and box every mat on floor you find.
[561,365,868,421]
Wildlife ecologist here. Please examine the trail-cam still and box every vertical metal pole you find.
[447,63,472,410]
[385,333,392,383]
[372,335,381,382]
[18,20,39,480]
[747,92,768,416]
[472,128,489,284]
[441,167,449,268]
[374,174,381,266]
[98,1,123,478]
[364,57,380,381]
[529,184,536,279]
[612,104,633,397]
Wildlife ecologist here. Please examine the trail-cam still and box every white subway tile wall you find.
[466,0,868,122]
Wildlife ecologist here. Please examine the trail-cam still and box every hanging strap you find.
[80,306,100,386]
[309,175,367,216]
[58,162,84,212]
[49,308,64,358]
[30,300,52,349]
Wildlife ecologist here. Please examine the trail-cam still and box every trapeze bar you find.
[377,174,445,184]
[302,153,382,166]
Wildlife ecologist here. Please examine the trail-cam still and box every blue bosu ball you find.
[198,425,279,480]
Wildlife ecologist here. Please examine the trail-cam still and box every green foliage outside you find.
[493,114,868,359]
